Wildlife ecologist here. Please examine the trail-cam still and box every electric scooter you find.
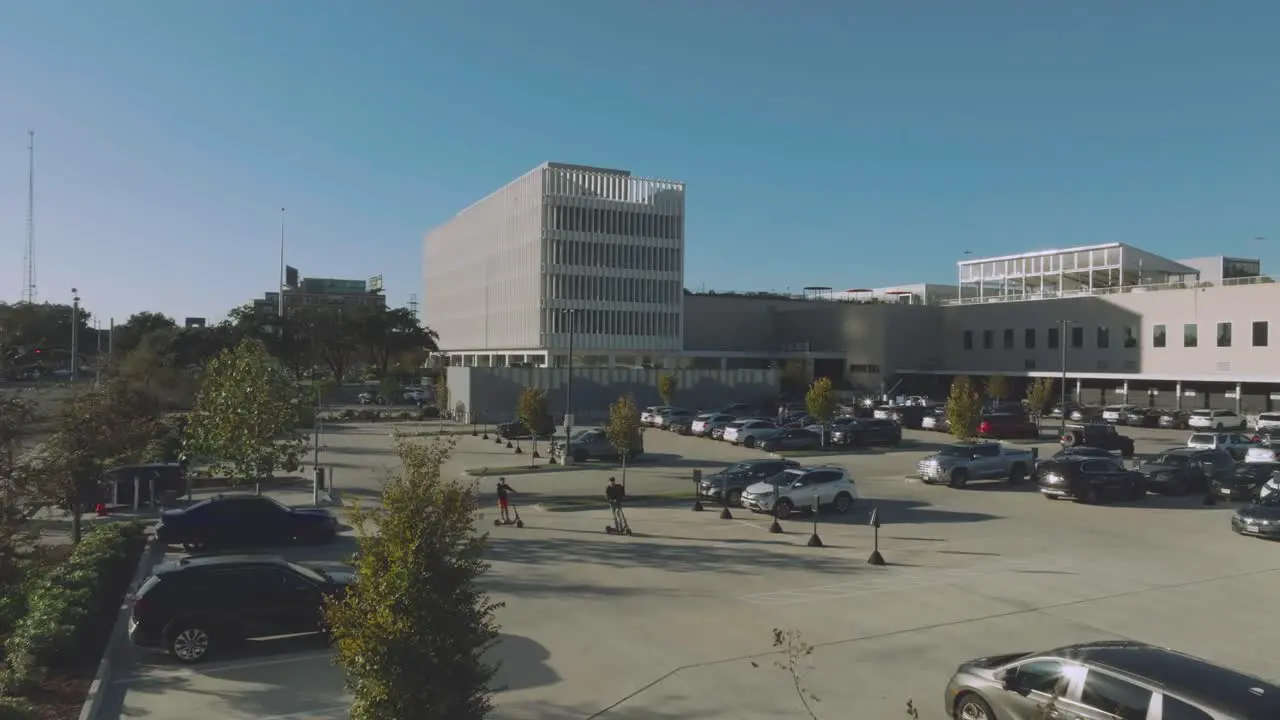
[604,503,633,536]
[494,502,524,529]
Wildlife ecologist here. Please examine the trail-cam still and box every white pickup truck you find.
[916,441,1037,488]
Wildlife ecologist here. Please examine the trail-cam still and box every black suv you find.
[697,458,799,505]
[155,494,339,552]
[1060,422,1135,459]
[830,418,901,447]
[129,554,354,663]
[1036,456,1146,504]
[1138,448,1233,496]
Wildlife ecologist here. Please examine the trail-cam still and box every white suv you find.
[1255,412,1280,434]
[1187,409,1246,430]
[740,466,858,519]
[722,419,780,448]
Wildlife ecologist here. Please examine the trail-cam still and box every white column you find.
[1122,380,1129,401]
[1075,378,1082,402]
[1236,382,1243,414]
[1175,381,1183,410]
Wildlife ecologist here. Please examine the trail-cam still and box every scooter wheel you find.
[494,519,502,527]
[624,528,633,536]
[604,526,616,534]
[516,520,524,528]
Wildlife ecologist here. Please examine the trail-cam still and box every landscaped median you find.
[0,521,148,719]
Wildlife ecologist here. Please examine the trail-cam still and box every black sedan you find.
[1036,457,1146,504]
[696,459,799,505]
[1138,449,1233,496]
[1214,462,1280,501]
[1232,493,1280,539]
[760,428,822,452]
[1122,407,1161,427]
[155,494,340,552]
[830,419,901,447]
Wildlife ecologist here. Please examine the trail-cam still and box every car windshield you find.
[288,561,328,584]
[1152,454,1190,466]
[938,446,973,457]
[1189,434,1217,444]
[570,430,594,441]
[725,421,745,429]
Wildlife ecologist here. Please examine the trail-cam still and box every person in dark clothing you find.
[496,478,515,523]
[605,477,626,530]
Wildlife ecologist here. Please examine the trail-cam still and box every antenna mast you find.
[22,131,37,304]
[408,293,419,320]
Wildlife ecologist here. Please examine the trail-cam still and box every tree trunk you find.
[70,507,83,544]
[530,437,537,468]
[620,453,628,490]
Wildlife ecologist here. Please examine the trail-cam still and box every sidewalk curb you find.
[78,532,164,720]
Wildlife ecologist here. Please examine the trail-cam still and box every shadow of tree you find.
[488,633,559,693]
[765,498,1000,527]
[492,699,720,720]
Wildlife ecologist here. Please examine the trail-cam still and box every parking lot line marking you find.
[257,704,350,720]
[115,649,334,685]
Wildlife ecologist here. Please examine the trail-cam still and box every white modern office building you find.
[424,162,686,368]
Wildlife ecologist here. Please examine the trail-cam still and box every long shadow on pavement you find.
[493,699,717,720]
[782,499,1000,527]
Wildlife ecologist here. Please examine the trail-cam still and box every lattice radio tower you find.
[408,293,419,320]
[21,130,37,304]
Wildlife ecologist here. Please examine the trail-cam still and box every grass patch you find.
[535,490,690,512]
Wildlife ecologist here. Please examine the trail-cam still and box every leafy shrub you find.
[0,696,38,719]
[0,522,145,695]
[295,404,317,430]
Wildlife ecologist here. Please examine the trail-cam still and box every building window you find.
[1096,326,1110,349]
[1123,325,1137,349]
[1217,322,1232,347]
[1153,324,1166,348]
[1047,327,1059,350]
[1070,326,1084,349]
[1183,323,1198,348]
[982,330,993,350]
[1024,328,1036,349]
[1253,321,1269,347]
[1002,329,1014,349]
[963,330,973,350]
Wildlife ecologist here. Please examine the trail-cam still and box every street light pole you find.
[563,309,577,463]
[1058,319,1073,437]
[70,288,80,381]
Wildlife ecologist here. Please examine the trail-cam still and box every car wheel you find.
[774,498,794,519]
[954,692,995,720]
[948,468,969,489]
[1076,485,1100,505]
[743,437,757,449]
[727,489,742,506]
[760,442,776,452]
[168,623,214,664]
[572,449,588,463]
[832,493,854,513]
[1007,463,1026,485]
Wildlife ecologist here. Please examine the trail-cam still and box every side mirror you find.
[792,482,806,489]
[998,671,1018,692]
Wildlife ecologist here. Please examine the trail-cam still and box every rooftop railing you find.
[941,275,1276,305]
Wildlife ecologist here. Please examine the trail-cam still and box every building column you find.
[1236,382,1243,414]
[719,357,728,371]
[1075,378,1082,402]
[1175,381,1183,410]
[1122,379,1129,402]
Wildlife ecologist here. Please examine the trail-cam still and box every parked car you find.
[707,403,756,417]
[722,419,781,448]
[1060,422,1135,458]
[654,408,694,429]
[760,428,822,453]
[1035,456,1146,504]
[710,426,728,441]
[1048,402,1083,419]
[921,408,950,432]
[739,466,857,519]
[887,405,932,429]
[690,413,735,437]
[830,418,902,447]
[1158,409,1190,430]
[497,419,552,440]
[1186,431,1258,459]
[1100,404,1142,424]
[1068,406,1101,422]
[1255,412,1280,434]
[1137,448,1233,495]
[977,413,1039,440]
[551,427,643,463]
[916,442,1036,488]
[1188,408,1247,430]
[640,406,673,426]
[1245,442,1280,464]
[667,418,694,435]
[356,391,386,405]
[1232,492,1280,540]
[129,553,354,663]
[1121,407,1161,427]
[696,458,799,505]
[154,494,340,552]
[1034,446,1116,477]
[402,388,429,404]
[944,640,1280,720]
[1213,462,1279,501]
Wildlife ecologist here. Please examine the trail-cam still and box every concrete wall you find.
[447,366,780,426]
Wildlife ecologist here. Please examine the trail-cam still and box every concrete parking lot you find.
[99,422,1280,720]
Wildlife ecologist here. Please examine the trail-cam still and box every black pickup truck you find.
[1060,422,1135,459]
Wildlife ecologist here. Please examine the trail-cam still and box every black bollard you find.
[692,469,704,511]
[719,486,733,520]
[805,494,823,547]
[768,496,784,533]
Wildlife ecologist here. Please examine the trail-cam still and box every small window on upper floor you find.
[1152,324,1166,348]
[1217,322,1232,347]
[1096,326,1110,349]
[982,330,994,350]
[1024,328,1036,349]
[963,330,974,350]
[1184,323,1198,348]
[1070,326,1084,349]
[1002,329,1014,350]
[1047,327,1060,349]
[1254,320,1269,347]
[1123,325,1138,349]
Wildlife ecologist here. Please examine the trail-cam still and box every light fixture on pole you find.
[563,309,578,464]
[1058,319,1074,437]
[70,288,81,381]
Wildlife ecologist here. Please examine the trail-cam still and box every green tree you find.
[805,377,838,446]
[185,339,307,493]
[27,381,164,542]
[657,372,678,406]
[324,436,502,720]
[605,394,641,486]
[434,374,449,414]
[1025,378,1056,430]
[985,374,1009,404]
[112,311,178,356]
[946,376,982,441]
[516,387,549,465]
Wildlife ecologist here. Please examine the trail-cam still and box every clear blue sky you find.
[2,1,1277,326]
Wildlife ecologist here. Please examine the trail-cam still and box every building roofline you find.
[895,368,1280,385]
[958,242,1125,267]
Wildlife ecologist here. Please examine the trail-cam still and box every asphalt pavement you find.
[99,421,1280,720]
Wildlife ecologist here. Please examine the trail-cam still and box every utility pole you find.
[70,289,80,381]
[1058,319,1073,437]
[22,131,37,304]
[95,320,102,386]
[563,309,577,462]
